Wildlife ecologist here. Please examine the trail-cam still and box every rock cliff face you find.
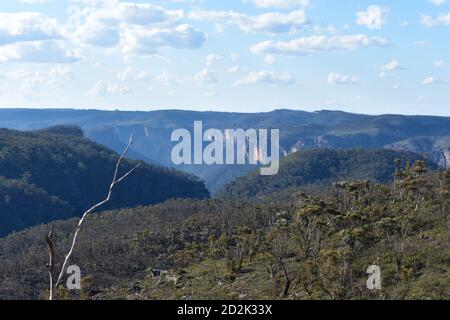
[430,149,450,168]
[443,149,450,167]
[385,136,450,169]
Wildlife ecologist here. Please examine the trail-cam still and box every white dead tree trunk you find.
[45,229,55,301]
[46,136,140,300]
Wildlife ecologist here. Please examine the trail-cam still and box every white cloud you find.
[250,34,389,56]
[19,0,54,3]
[117,67,150,81]
[79,2,183,28]
[73,1,206,56]
[356,5,388,30]
[18,70,55,100]
[378,71,394,79]
[206,54,224,66]
[194,69,217,84]
[227,65,242,73]
[203,91,217,97]
[87,80,131,96]
[16,67,76,100]
[313,24,338,35]
[414,40,432,47]
[381,58,403,71]
[230,53,240,62]
[154,71,178,86]
[0,12,64,46]
[74,23,120,48]
[115,2,184,25]
[435,60,445,67]
[379,60,404,79]
[242,0,309,8]
[0,12,82,64]
[422,76,446,85]
[264,54,276,65]
[328,73,360,85]
[50,65,75,79]
[0,68,30,79]
[428,0,446,6]
[421,13,450,27]
[70,0,119,7]
[234,70,295,85]
[189,9,307,34]
[0,40,81,63]
[120,24,206,57]
[1,66,74,89]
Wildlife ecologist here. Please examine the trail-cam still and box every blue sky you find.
[0,0,449,115]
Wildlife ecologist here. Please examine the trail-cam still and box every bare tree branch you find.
[45,228,55,301]
[52,136,140,293]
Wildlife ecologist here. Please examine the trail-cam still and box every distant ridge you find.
[216,148,433,199]
[1,108,450,192]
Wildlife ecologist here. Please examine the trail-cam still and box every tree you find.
[45,136,140,300]
[264,219,297,298]
[441,168,450,213]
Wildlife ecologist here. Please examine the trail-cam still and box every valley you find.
[1,109,450,192]
[0,110,449,300]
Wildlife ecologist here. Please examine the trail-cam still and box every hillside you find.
[217,149,430,199]
[0,162,449,300]
[0,126,209,236]
[1,109,450,192]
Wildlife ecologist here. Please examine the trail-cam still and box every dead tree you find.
[45,229,55,301]
[46,136,140,300]
[278,258,295,297]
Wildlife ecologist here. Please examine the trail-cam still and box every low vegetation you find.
[0,160,449,300]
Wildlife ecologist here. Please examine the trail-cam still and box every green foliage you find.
[0,156,448,300]
[0,146,450,300]
[217,149,431,199]
[0,127,209,236]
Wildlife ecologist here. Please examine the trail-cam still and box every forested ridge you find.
[0,125,209,236]
[218,148,432,199]
[0,160,449,300]
[2,108,450,191]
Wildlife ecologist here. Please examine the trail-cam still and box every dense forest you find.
[218,149,431,199]
[0,126,209,236]
[0,159,448,300]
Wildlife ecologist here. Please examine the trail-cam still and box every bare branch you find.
[114,163,141,185]
[45,228,55,300]
[112,135,133,186]
[54,136,139,289]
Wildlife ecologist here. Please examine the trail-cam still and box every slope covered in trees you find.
[0,126,209,236]
[2,108,450,191]
[0,161,449,300]
[217,149,431,199]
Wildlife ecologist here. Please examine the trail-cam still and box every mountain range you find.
[1,108,450,192]
[0,110,449,299]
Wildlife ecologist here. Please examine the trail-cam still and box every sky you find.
[0,0,449,116]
